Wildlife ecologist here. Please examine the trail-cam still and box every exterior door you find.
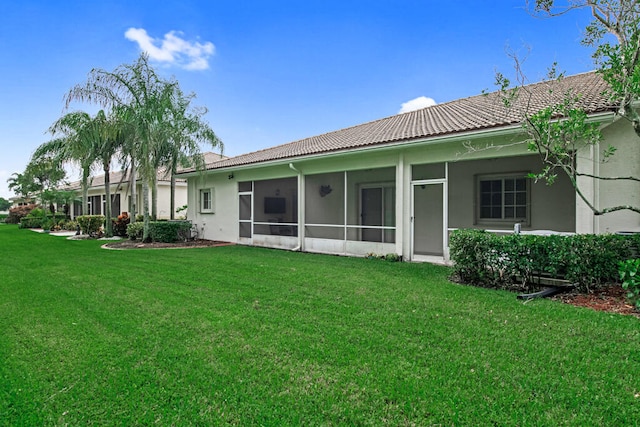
[239,193,252,238]
[412,182,445,257]
[361,187,383,242]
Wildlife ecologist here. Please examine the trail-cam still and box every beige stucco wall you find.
[447,154,576,232]
[592,118,640,233]
[81,180,187,220]
[185,121,640,259]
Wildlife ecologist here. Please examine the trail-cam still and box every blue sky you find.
[0,0,595,200]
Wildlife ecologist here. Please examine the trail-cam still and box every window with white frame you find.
[477,174,529,223]
[200,188,214,213]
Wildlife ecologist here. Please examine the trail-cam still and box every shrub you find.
[29,208,46,218]
[126,222,144,240]
[365,253,402,262]
[19,216,44,229]
[76,215,105,236]
[112,213,131,237]
[6,204,36,224]
[63,220,79,232]
[149,221,192,243]
[449,229,635,292]
[619,259,640,310]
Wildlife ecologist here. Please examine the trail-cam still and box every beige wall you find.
[593,118,640,233]
[185,121,640,259]
[447,154,576,232]
[81,180,187,220]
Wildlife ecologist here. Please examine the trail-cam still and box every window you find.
[477,175,528,223]
[200,188,214,213]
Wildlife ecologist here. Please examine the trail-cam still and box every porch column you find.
[575,145,597,233]
[396,152,405,258]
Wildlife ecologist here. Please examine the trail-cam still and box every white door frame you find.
[410,178,448,262]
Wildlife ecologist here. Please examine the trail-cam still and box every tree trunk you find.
[170,169,176,220]
[151,174,158,221]
[103,161,113,237]
[142,180,151,243]
[81,168,90,217]
[130,159,137,222]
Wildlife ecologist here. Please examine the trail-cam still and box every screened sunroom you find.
[303,166,396,256]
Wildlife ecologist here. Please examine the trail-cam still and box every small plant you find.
[365,252,401,262]
[176,205,188,219]
[126,222,144,240]
[63,220,79,231]
[76,215,105,236]
[619,259,640,310]
[384,253,401,262]
[112,212,131,237]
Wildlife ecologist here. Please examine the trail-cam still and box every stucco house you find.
[179,72,640,262]
[63,152,225,220]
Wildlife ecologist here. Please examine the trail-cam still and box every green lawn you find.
[1,225,638,426]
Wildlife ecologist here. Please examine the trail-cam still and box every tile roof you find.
[64,152,226,190]
[189,71,614,172]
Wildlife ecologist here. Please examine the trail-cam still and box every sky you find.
[0,0,596,200]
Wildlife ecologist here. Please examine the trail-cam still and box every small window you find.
[477,175,528,224]
[200,188,214,213]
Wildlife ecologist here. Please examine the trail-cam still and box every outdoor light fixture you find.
[319,185,332,197]
[228,173,234,180]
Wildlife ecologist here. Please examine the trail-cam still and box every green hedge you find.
[150,221,192,243]
[449,229,638,292]
[19,214,67,229]
[126,221,192,243]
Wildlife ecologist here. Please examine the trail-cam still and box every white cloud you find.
[398,96,437,114]
[125,28,215,71]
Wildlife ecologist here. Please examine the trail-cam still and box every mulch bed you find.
[551,284,639,318]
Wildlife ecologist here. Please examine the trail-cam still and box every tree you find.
[7,172,38,201]
[66,54,170,241]
[21,157,67,211]
[495,0,640,216]
[532,0,640,136]
[0,197,11,211]
[155,85,222,220]
[89,109,127,237]
[36,111,99,216]
[66,53,221,239]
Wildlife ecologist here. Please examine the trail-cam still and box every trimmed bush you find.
[77,215,105,236]
[126,222,144,240]
[149,221,192,243]
[19,213,67,230]
[449,229,637,292]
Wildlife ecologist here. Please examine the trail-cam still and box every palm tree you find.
[154,86,223,219]
[35,111,97,215]
[66,53,222,240]
[7,172,37,202]
[66,54,168,242]
[92,109,128,237]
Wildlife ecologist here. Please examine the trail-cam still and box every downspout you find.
[289,162,303,251]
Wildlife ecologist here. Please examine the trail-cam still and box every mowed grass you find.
[1,225,639,426]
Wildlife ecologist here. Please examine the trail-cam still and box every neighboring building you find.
[179,72,640,262]
[8,197,33,209]
[62,152,225,220]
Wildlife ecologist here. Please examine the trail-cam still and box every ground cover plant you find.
[1,225,639,425]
